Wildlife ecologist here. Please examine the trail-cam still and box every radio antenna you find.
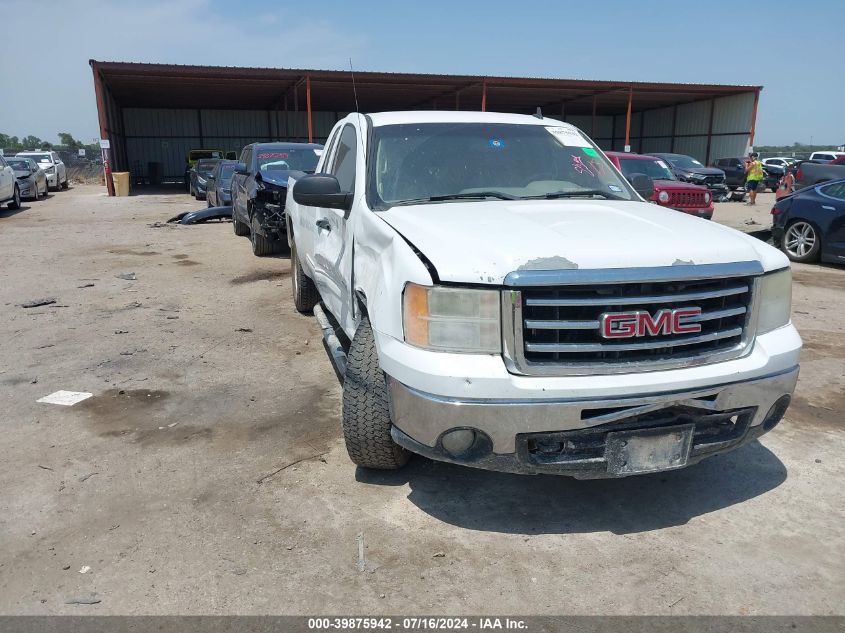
[349,58,360,112]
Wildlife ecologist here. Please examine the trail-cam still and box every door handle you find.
[316,218,331,231]
[822,205,835,211]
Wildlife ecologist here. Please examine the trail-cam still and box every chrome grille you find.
[503,264,761,376]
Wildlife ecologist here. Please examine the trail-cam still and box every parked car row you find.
[0,150,67,209]
[772,178,845,265]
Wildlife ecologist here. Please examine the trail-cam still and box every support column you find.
[306,75,313,144]
[670,104,678,152]
[624,86,633,152]
[91,62,115,196]
[705,97,716,165]
[747,89,760,151]
[481,78,487,112]
[591,94,597,137]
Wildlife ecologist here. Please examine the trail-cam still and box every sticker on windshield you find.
[258,152,289,159]
[656,160,668,168]
[488,139,506,149]
[546,125,591,148]
[572,155,596,177]
[582,147,599,158]
[608,184,623,192]
[313,149,323,156]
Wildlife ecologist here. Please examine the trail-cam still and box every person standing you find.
[744,152,764,205]
[776,166,796,201]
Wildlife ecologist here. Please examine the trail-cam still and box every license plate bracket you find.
[606,424,694,476]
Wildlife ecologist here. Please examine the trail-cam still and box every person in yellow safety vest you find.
[744,152,765,206]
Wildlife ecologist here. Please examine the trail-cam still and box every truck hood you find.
[653,179,708,192]
[379,199,787,284]
[676,167,724,177]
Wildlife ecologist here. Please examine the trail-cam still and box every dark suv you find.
[713,157,779,192]
[652,153,730,201]
[231,142,322,256]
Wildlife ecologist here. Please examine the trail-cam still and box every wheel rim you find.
[784,222,816,258]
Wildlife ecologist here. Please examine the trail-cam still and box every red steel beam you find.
[624,86,633,151]
[481,78,487,112]
[91,61,115,196]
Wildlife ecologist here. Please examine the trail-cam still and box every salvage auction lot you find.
[1,186,843,615]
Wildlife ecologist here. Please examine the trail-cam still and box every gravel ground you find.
[0,185,843,615]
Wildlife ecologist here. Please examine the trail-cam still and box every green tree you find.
[58,132,82,149]
[21,135,44,150]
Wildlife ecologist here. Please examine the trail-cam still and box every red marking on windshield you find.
[258,152,289,159]
[572,155,595,177]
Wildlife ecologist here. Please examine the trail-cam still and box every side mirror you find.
[234,162,248,175]
[630,174,654,199]
[293,174,352,211]
[207,175,216,182]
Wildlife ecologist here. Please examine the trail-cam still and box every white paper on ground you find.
[37,390,93,406]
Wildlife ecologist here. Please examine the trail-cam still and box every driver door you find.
[312,123,358,325]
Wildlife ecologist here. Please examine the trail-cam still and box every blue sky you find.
[1,0,842,146]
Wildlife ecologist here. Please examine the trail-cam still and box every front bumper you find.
[17,179,36,197]
[671,205,714,219]
[388,366,798,478]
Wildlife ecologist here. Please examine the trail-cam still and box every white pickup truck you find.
[285,111,801,479]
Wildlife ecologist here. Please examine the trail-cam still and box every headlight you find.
[757,268,792,334]
[704,192,712,204]
[658,190,670,203]
[403,283,501,353]
[197,176,206,185]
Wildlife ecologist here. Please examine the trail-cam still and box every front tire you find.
[61,175,68,190]
[291,240,320,313]
[342,317,410,470]
[782,220,821,263]
[249,213,285,256]
[8,185,20,210]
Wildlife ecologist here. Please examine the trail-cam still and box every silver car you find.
[6,157,48,200]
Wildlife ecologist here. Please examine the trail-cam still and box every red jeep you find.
[606,151,714,219]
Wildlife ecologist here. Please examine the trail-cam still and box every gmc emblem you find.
[599,307,702,339]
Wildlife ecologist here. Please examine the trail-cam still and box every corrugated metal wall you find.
[120,92,755,179]
[603,92,755,163]
[122,108,345,179]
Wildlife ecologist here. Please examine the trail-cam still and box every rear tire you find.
[7,185,21,210]
[61,176,68,190]
[342,317,410,470]
[782,220,821,263]
[291,240,320,313]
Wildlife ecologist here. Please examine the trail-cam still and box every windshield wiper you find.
[392,191,517,206]
[522,189,624,201]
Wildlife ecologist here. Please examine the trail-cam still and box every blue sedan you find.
[772,179,845,265]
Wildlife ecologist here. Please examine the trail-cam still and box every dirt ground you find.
[0,185,843,615]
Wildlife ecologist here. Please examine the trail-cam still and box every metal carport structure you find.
[90,60,761,196]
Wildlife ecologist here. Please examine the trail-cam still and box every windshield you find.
[664,154,704,169]
[21,153,52,164]
[370,122,634,207]
[257,148,320,174]
[218,163,236,183]
[196,159,219,173]
[190,150,223,161]
[618,158,675,181]
[7,159,32,171]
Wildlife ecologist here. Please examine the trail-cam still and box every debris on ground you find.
[77,283,95,288]
[432,552,446,558]
[78,472,98,483]
[78,565,91,574]
[62,565,70,570]
[236,328,253,332]
[20,298,56,309]
[37,465,53,471]
[744,218,760,226]
[116,272,137,281]
[36,391,94,406]
[65,595,101,605]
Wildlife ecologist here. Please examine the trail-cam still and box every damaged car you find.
[231,142,322,256]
